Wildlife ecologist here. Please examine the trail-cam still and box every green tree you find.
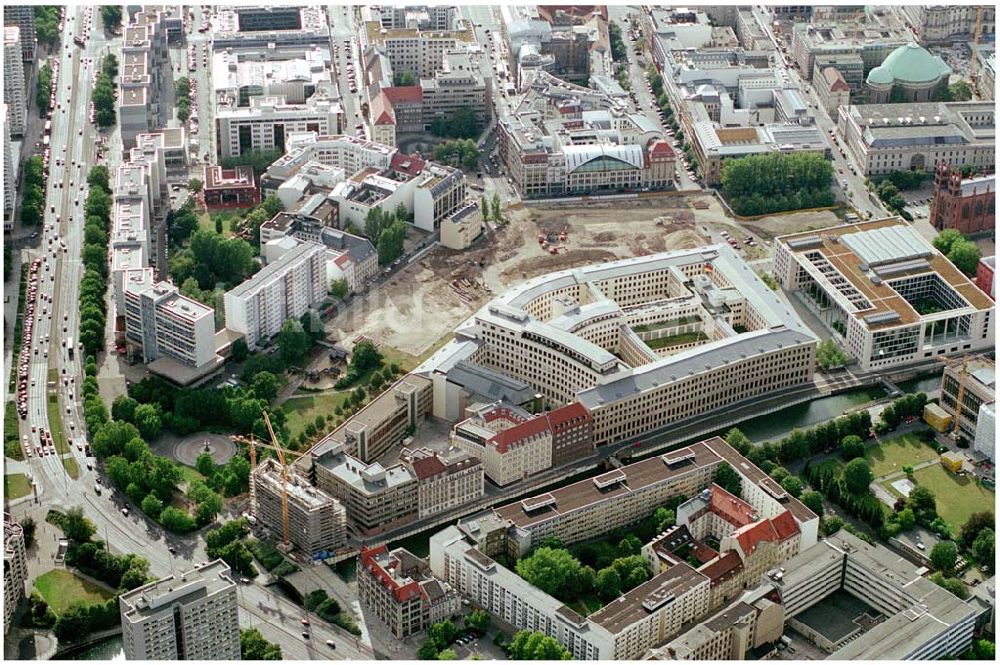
[351,340,382,373]
[959,511,995,548]
[329,278,349,299]
[801,491,824,516]
[133,403,162,440]
[430,107,482,139]
[195,452,216,478]
[465,608,491,634]
[816,339,849,369]
[418,640,440,660]
[111,395,139,423]
[972,528,994,572]
[159,506,197,533]
[491,192,502,223]
[377,220,406,265]
[21,517,36,549]
[930,571,969,599]
[897,507,916,531]
[100,5,122,30]
[780,475,803,498]
[947,81,973,101]
[725,428,751,455]
[240,628,283,660]
[713,462,741,495]
[250,371,282,402]
[394,70,417,86]
[842,458,874,495]
[930,541,958,572]
[437,648,458,660]
[428,620,458,647]
[933,228,964,255]
[141,493,164,520]
[596,567,622,601]
[515,547,583,598]
[188,178,203,194]
[63,507,97,543]
[219,149,284,177]
[948,239,981,276]
[507,630,572,660]
[277,319,311,364]
[840,434,866,460]
[907,486,937,519]
[231,338,250,363]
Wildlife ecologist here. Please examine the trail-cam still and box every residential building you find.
[261,133,467,232]
[361,17,474,80]
[311,443,419,535]
[400,446,484,519]
[215,89,344,160]
[203,165,260,208]
[4,514,27,635]
[930,162,995,235]
[865,43,951,104]
[813,54,865,96]
[3,27,25,137]
[223,241,327,349]
[774,218,996,372]
[772,530,977,659]
[312,374,433,463]
[815,67,852,114]
[252,458,347,556]
[119,10,169,151]
[939,355,995,446]
[258,212,377,293]
[451,401,593,486]
[416,246,816,448]
[123,281,223,385]
[358,545,459,639]
[498,70,674,198]
[119,560,240,660]
[2,6,35,61]
[439,202,483,250]
[3,105,13,222]
[976,256,995,299]
[837,101,995,176]
[900,5,995,45]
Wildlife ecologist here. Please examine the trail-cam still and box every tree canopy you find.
[507,630,573,660]
[816,339,849,370]
[842,458,874,495]
[713,462,741,496]
[720,152,834,216]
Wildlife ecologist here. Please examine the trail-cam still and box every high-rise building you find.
[223,241,327,350]
[2,6,36,61]
[3,27,26,137]
[3,104,14,223]
[4,513,27,635]
[119,559,241,660]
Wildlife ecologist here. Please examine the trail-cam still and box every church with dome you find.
[865,43,953,104]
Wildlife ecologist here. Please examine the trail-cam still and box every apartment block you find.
[362,18,474,80]
[837,101,995,177]
[774,218,995,372]
[119,560,240,660]
[2,6,36,61]
[3,105,13,222]
[123,281,222,384]
[773,531,978,659]
[119,10,169,151]
[312,374,433,464]
[3,27,25,137]
[223,241,327,349]
[252,458,347,556]
[400,446,484,519]
[4,514,27,635]
[215,90,344,160]
[311,443,419,535]
[358,545,459,638]
[930,162,995,236]
[939,355,995,445]
[901,5,996,45]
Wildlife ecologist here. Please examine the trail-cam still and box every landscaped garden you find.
[865,433,939,478]
[4,473,32,500]
[909,464,995,533]
[34,569,114,614]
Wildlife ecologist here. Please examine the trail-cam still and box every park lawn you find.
[911,464,995,533]
[63,456,80,479]
[34,569,114,615]
[282,391,351,440]
[197,210,237,237]
[4,473,32,500]
[865,433,939,478]
[5,401,24,460]
[46,394,69,454]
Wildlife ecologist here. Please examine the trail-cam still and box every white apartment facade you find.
[215,93,344,160]
[123,281,217,369]
[119,560,240,660]
[4,514,27,634]
[4,105,14,221]
[4,27,26,137]
[224,241,327,349]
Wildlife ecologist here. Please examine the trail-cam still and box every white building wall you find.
[973,402,995,462]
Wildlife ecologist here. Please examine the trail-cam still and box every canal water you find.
[66,635,124,660]
[735,385,888,442]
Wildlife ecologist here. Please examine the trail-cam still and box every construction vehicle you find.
[232,412,307,552]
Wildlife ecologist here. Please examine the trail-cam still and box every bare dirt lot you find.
[325,195,845,361]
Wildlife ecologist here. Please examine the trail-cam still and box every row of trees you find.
[720,152,835,217]
[873,392,928,434]
[334,339,382,388]
[240,629,282,660]
[80,165,113,358]
[175,77,193,123]
[647,67,698,170]
[220,148,284,177]
[364,206,408,266]
[803,457,885,529]
[430,107,482,140]
[433,139,480,171]
[515,540,654,605]
[724,408,872,470]
[871,178,911,219]
[205,519,257,577]
[169,228,258,292]
[479,193,503,224]
[19,156,45,226]
[93,54,119,128]
[36,62,53,116]
[608,22,627,62]
[932,228,982,277]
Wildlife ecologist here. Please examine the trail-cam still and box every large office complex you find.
[900,5,996,45]
[837,101,996,177]
[3,27,25,137]
[119,560,241,660]
[252,458,348,556]
[4,514,27,635]
[2,6,36,61]
[215,90,344,160]
[428,437,817,660]
[224,241,327,350]
[774,531,979,659]
[774,218,996,373]
[416,246,816,447]
[791,21,910,82]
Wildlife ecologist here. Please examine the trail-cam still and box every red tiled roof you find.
[701,550,743,586]
[383,85,423,104]
[732,510,799,557]
[770,509,800,541]
[360,545,423,603]
[370,91,395,126]
[649,140,676,157]
[710,484,756,528]
[490,414,551,453]
[546,402,591,431]
[390,152,426,176]
[409,454,447,480]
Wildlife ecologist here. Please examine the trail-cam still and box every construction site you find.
[323,194,845,362]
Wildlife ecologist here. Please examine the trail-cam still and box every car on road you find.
[301,618,310,626]
[122,507,129,517]
[301,632,310,639]
[326,640,336,649]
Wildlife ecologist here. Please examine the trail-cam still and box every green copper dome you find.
[866,43,952,87]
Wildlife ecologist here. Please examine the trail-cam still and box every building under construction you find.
[252,458,348,556]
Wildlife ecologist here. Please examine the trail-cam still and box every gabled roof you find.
[701,550,743,587]
[732,510,799,557]
[383,85,423,104]
[409,455,448,480]
[370,91,395,126]
[709,484,756,528]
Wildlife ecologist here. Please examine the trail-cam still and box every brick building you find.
[203,165,260,208]
[930,161,995,235]
[977,256,995,299]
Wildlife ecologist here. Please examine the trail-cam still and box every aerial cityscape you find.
[2,3,997,662]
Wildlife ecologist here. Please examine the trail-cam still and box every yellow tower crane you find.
[936,355,970,440]
[232,412,307,552]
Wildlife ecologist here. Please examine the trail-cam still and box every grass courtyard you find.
[4,473,32,500]
[34,569,114,615]
[282,391,351,441]
[910,464,995,533]
[866,433,939,478]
